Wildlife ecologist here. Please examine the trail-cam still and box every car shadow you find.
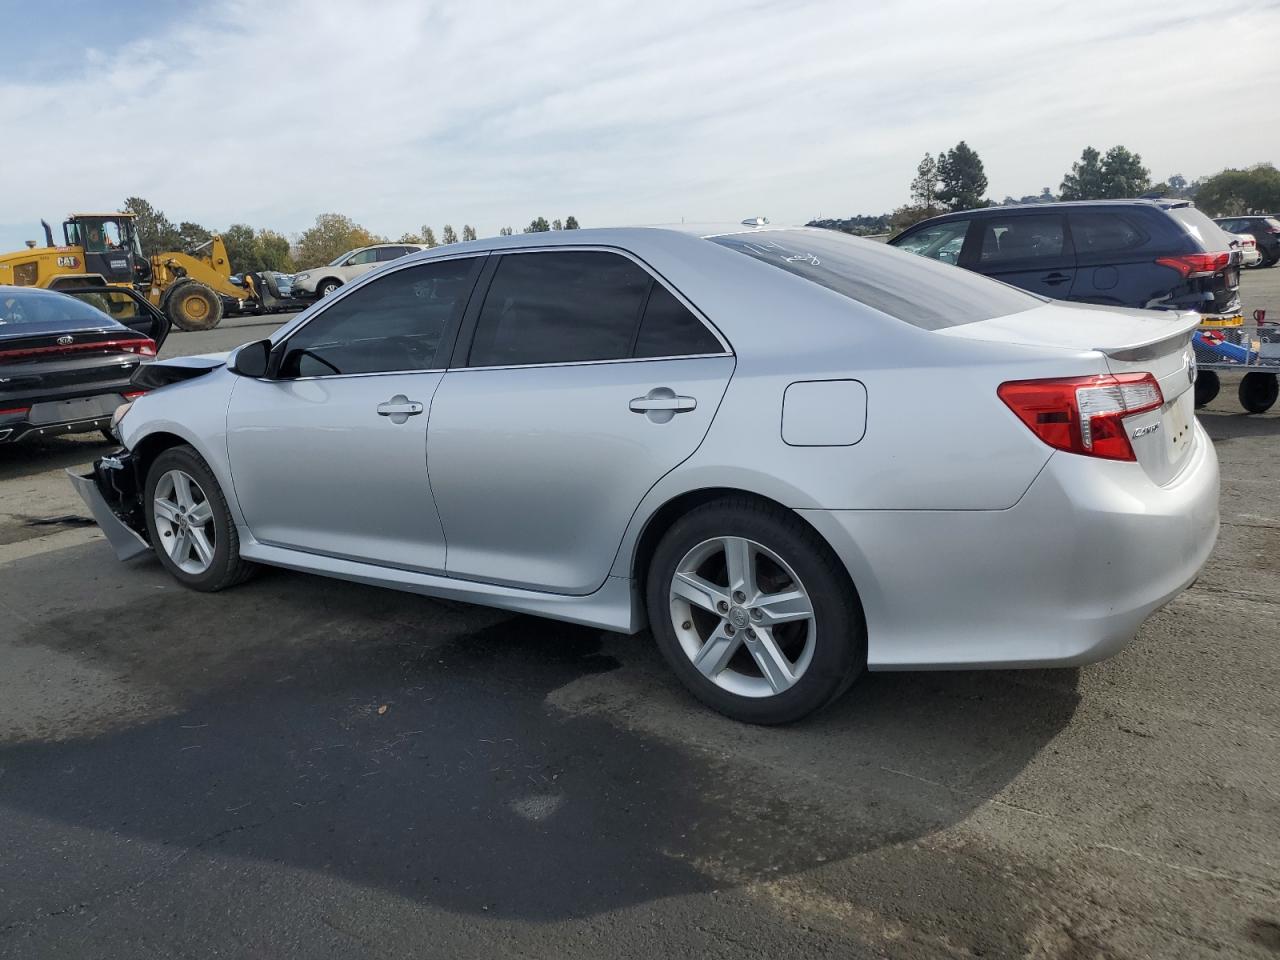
[1197,407,1280,442]
[1,564,1079,924]
[0,432,113,483]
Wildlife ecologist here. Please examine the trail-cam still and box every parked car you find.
[292,244,427,298]
[0,284,169,444]
[1231,233,1263,268]
[70,226,1218,724]
[891,200,1242,317]
[1215,215,1280,267]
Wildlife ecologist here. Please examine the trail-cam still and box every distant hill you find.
[806,214,891,236]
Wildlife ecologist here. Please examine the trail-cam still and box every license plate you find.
[1166,394,1193,457]
[28,394,120,425]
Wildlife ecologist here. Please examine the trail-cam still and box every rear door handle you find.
[630,388,697,423]
[1042,272,1072,286]
[377,394,424,424]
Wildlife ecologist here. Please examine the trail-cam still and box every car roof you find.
[0,283,83,298]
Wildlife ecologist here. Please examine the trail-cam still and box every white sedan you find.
[72,225,1220,723]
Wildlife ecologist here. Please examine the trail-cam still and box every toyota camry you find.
[70,225,1219,723]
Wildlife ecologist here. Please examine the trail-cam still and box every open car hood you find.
[131,351,229,389]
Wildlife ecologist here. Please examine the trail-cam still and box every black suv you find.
[890,200,1241,317]
[1214,215,1280,267]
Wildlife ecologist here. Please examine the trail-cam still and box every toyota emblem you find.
[1187,347,1197,385]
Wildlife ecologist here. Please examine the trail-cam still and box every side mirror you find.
[230,339,271,378]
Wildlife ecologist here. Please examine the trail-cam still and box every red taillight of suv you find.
[998,373,1164,462]
[1155,252,1230,278]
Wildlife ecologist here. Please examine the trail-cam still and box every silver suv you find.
[293,243,426,298]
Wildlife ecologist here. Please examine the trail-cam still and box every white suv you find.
[292,243,426,298]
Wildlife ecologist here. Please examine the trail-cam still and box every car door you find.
[965,211,1075,298]
[1065,209,1152,306]
[225,254,484,572]
[427,248,734,595]
[339,248,380,282]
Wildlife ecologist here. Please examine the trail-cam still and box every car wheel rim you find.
[153,469,216,575]
[668,536,816,698]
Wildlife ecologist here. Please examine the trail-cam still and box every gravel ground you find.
[0,277,1276,959]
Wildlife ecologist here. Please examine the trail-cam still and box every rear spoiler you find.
[1098,312,1199,362]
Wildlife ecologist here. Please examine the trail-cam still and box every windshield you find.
[709,229,1042,329]
[328,250,355,266]
[0,288,130,336]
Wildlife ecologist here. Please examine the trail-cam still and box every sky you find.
[1,0,1278,251]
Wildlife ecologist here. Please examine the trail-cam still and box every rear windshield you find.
[0,288,129,336]
[1168,206,1231,252]
[709,229,1041,329]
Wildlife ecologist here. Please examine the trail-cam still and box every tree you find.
[1098,146,1150,198]
[1192,164,1280,216]
[909,154,940,217]
[295,213,380,269]
[1060,145,1150,200]
[423,227,438,247]
[1060,147,1105,200]
[462,224,477,241]
[123,197,181,254]
[255,229,293,272]
[398,231,423,243]
[889,204,935,235]
[499,226,514,236]
[936,141,988,211]
[564,216,580,230]
[441,224,458,245]
[176,221,211,252]
[221,223,258,273]
[524,217,551,233]
[552,218,563,231]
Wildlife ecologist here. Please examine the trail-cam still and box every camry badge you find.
[1132,422,1161,440]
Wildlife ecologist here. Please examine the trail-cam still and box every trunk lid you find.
[0,328,154,401]
[941,302,1200,485]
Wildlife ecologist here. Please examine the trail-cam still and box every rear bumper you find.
[65,453,151,561]
[0,389,130,444]
[802,422,1220,670]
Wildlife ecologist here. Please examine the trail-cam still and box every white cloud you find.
[1,0,1277,248]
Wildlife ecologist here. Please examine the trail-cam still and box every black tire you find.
[1239,372,1279,414]
[143,444,256,591]
[1263,253,1280,268]
[646,497,865,725]
[166,281,223,331]
[318,278,342,297]
[1194,370,1220,408]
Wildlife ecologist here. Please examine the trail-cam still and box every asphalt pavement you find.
[0,282,1277,958]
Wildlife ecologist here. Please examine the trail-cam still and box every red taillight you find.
[1155,252,1230,278]
[998,373,1164,462]
[122,390,147,400]
[0,406,30,418]
[0,337,156,362]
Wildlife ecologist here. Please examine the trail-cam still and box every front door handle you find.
[377,394,424,424]
[630,388,696,423]
[1042,272,1072,286]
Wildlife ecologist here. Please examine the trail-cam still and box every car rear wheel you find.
[646,497,864,724]
[144,445,256,591]
[1239,372,1279,414]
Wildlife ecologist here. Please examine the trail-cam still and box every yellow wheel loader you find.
[0,213,270,331]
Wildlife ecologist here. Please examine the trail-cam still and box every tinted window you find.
[279,258,478,377]
[346,249,378,266]
[634,283,721,357]
[1069,211,1146,253]
[376,246,407,262]
[978,214,1065,262]
[468,251,651,366]
[0,288,130,334]
[895,219,969,264]
[711,229,1041,330]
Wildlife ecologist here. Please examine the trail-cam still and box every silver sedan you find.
[72,225,1220,723]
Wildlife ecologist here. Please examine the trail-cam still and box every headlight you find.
[295,272,311,281]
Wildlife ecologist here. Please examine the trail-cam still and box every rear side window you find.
[1068,211,1146,253]
[279,257,479,377]
[1168,206,1230,251]
[468,251,652,366]
[375,246,406,261]
[977,214,1066,262]
[634,284,721,357]
[712,229,1041,330]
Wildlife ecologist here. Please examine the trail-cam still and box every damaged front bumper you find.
[67,451,151,561]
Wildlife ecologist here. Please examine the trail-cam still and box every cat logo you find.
[56,256,80,268]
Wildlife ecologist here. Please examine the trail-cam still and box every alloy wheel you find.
[668,536,816,698]
[153,468,216,575]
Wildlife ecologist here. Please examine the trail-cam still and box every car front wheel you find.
[646,497,864,724]
[144,444,256,591]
